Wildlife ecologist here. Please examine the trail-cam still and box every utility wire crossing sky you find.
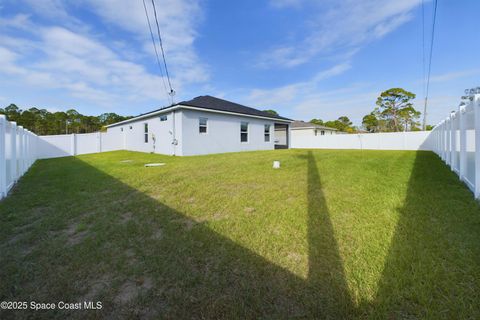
[0,0,479,125]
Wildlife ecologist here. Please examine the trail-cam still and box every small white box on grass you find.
[273,161,280,169]
[144,163,165,167]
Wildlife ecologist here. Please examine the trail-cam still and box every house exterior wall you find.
[107,110,183,155]
[106,109,283,156]
[291,128,337,140]
[180,109,276,156]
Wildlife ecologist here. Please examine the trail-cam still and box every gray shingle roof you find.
[107,95,291,128]
[178,95,292,121]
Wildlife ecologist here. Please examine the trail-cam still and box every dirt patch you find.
[81,275,111,301]
[172,218,196,231]
[13,220,38,234]
[6,233,24,246]
[115,277,154,304]
[120,212,133,224]
[65,223,90,246]
[68,230,89,246]
[244,207,256,214]
[125,248,135,258]
[287,252,302,263]
[186,197,195,204]
[194,212,229,223]
[151,229,163,240]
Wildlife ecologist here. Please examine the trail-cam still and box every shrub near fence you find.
[430,93,480,198]
[0,115,38,200]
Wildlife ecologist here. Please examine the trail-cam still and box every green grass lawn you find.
[1,149,480,319]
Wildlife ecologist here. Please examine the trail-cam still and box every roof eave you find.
[106,104,292,128]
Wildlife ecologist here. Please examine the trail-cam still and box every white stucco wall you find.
[107,110,183,155]
[291,128,337,140]
[106,108,291,156]
[180,110,276,156]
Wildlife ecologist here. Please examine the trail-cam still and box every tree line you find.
[0,104,132,135]
[307,88,430,133]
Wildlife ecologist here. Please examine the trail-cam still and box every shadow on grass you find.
[0,151,352,319]
[305,151,354,317]
[366,151,480,318]
[1,150,480,319]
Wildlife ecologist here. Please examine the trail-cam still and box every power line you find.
[422,0,438,130]
[421,0,426,99]
[142,0,169,104]
[150,0,175,103]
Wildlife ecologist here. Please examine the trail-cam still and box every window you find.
[199,117,207,133]
[321,130,325,136]
[120,127,123,132]
[160,115,167,121]
[314,129,318,136]
[129,126,132,130]
[264,124,271,142]
[144,123,148,143]
[240,122,248,142]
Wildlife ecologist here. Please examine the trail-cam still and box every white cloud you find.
[0,0,208,111]
[259,0,422,68]
[269,0,304,9]
[247,62,351,106]
[241,62,375,123]
[429,69,480,83]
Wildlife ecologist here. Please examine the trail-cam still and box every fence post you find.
[475,94,480,198]
[445,117,450,165]
[22,128,26,174]
[441,120,447,162]
[0,115,6,199]
[459,106,467,181]
[71,133,76,156]
[450,112,457,171]
[97,132,102,153]
[11,122,17,182]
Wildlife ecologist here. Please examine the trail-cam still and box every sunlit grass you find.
[1,149,479,319]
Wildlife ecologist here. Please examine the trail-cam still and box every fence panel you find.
[291,131,432,151]
[0,115,38,200]
[37,131,124,159]
[430,93,479,197]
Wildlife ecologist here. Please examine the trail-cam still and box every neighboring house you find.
[106,95,292,156]
[290,121,339,141]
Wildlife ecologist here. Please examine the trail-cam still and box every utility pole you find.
[422,97,427,131]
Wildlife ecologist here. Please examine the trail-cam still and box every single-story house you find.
[106,95,292,156]
[290,120,339,139]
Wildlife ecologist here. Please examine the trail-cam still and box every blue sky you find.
[0,0,479,126]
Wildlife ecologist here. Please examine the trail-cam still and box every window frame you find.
[240,121,249,143]
[264,124,271,142]
[199,117,208,134]
[159,115,167,121]
[144,123,149,143]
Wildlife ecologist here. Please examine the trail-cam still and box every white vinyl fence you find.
[0,114,124,199]
[429,93,480,198]
[0,115,38,199]
[291,131,432,151]
[37,131,123,159]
